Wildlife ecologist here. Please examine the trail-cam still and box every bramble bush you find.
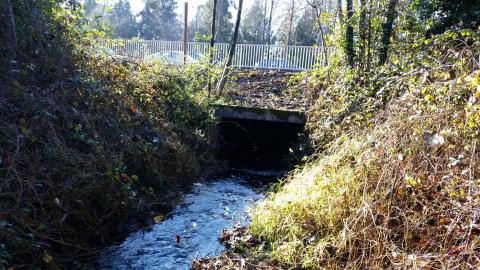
[1,1,214,268]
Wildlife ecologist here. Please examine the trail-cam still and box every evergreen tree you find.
[195,0,233,43]
[294,7,318,46]
[240,0,268,44]
[414,0,480,35]
[108,0,138,39]
[188,6,205,41]
[82,0,113,35]
[138,0,181,40]
[278,0,298,45]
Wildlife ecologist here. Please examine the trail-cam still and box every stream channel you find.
[97,170,279,270]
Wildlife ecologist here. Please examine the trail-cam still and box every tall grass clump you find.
[252,137,368,267]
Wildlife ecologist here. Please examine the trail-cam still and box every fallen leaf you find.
[129,105,137,113]
[153,215,164,223]
[120,173,130,181]
[43,253,54,264]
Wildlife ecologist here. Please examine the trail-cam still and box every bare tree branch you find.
[216,0,244,97]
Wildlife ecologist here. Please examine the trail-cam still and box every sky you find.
[125,0,256,18]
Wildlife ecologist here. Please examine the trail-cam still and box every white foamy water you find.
[98,177,264,270]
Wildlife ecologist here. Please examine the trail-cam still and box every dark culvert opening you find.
[217,117,305,170]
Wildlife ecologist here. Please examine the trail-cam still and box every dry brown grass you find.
[0,55,212,268]
[196,31,480,270]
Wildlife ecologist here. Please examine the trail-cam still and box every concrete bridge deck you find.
[215,104,305,124]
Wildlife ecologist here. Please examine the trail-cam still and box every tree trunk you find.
[266,0,274,45]
[261,0,268,43]
[307,1,329,67]
[286,0,295,45]
[345,0,354,67]
[30,0,43,56]
[366,0,373,70]
[337,0,343,23]
[358,0,367,69]
[216,0,244,96]
[1,0,17,60]
[378,0,398,66]
[207,0,218,95]
[314,3,330,81]
[318,19,328,67]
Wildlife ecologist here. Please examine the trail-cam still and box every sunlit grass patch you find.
[251,136,373,267]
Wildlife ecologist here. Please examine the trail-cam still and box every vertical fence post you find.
[183,2,188,65]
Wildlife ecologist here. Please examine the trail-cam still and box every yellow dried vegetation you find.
[250,31,480,269]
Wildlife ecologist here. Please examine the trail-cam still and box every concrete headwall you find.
[214,104,306,169]
[215,104,306,124]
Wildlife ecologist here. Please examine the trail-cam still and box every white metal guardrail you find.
[100,40,332,71]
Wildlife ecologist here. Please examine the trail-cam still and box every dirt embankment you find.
[223,70,309,111]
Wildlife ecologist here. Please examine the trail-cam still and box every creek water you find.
[97,172,275,270]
